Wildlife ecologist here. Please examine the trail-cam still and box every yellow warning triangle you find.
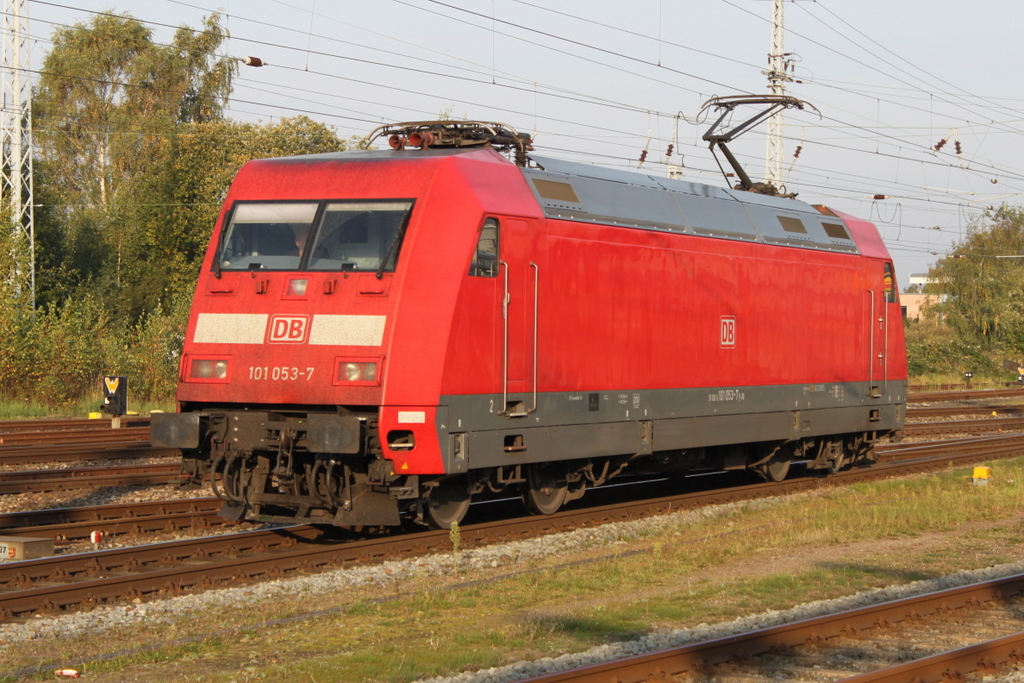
[400,462,409,470]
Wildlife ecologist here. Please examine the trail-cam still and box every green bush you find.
[905,316,1003,378]
[0,289,188,408]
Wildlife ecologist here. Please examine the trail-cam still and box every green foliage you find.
[0,15,352,408]
[900,205,1024,378]
[34,12,236,210]
[929,206,1024,351]
[32,11,236,313]
[903,316,998,377]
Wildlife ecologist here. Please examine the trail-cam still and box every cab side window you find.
[883,262,897,304]
[469,218,499,277]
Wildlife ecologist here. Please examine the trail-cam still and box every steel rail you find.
[839,631,1024,682]
[0,443,177,466]
[0,462,180,494]
[908,387,1024,402]
[901,416,1024,436]
[0,497,225,540]
[907,403,1024,418]
[0,426,150,446]
[0,417,149,433]
[879,430,1024,452]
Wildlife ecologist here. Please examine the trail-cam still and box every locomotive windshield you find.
[307,201,411,273]
[217,200,413,273]
[219,202,318,271]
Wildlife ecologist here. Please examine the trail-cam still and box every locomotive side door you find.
[867,260,896,397]
[498,217,538,417]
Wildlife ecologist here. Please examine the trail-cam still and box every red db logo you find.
[720,316,736,348]
[268,315,310,344]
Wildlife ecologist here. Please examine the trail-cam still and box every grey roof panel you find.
[745,204,859,253]
[722,187,818,212]
[652,175,736,201]
[528,155,665,189]
[524,170,689,232]
[672,193,759,241]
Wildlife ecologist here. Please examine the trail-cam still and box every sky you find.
[21,0,1024,288]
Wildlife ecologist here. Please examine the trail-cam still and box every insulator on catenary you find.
[872,194,889,200]
[639,150,648,163]
[955,140,962,155]
[934,138,947,151]
[666,144,674,158]
[242,56,265,67]
[793,145,802,159]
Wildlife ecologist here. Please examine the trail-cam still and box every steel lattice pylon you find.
[764,0,790,189]
[2,0,33,306]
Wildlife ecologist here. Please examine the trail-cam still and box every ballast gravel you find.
[3,494,1023,683]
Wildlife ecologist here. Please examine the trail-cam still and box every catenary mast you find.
[2,0,33,306]
[764,0,792,189]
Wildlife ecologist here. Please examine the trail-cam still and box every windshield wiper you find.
[375,218,410,279]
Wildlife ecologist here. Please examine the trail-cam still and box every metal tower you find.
[764,0,792,188]
[2,0,33,306]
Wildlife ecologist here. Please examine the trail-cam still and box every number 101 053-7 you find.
[248,366,315,381]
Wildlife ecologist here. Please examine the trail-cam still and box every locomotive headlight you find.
[189,358,229,381]
[335,360,379,384]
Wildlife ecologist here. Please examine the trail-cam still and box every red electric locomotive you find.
[152,119,907,529]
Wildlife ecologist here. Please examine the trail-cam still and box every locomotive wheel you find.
[425,476,471,529]
[521,463,568,516]
[760,453,791,482]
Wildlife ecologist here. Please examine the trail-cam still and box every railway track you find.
[0,417,149,434]
[901,415,1024,436]
[0,422,173,466]
[0,462,180,494]
[0,497,227,541]
[519,573,1024,682]
[0,433,1019,623]
[907,403,1024,419]
[907,387,1024,402]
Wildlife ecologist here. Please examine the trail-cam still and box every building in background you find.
[902,273,942,320]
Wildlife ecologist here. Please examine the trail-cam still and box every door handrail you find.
[868,289,875,390]
[527,262,539,414]
[499,260,510,415]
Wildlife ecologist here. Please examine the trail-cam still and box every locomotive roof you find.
[255,146,870,256]
[523,154,861,254]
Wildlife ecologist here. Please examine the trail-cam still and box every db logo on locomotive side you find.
[268,315,310,344]
[720,316,736,349]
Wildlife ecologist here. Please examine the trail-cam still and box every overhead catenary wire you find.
[19,0,1023,264]
[25,0,1024,187]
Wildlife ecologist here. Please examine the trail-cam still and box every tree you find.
[0,16,371,406]
[32,12,236,305]
[929,205,1024,353]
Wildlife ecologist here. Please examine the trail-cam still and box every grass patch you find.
[7,458,1024,682]
[0,396,174,420]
